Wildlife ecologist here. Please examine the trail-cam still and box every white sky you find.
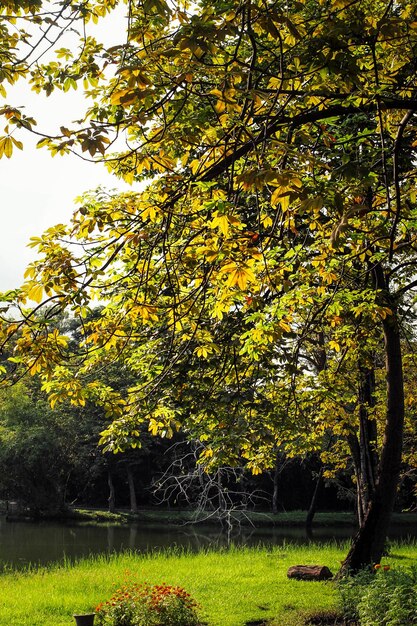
[0,8,131,291]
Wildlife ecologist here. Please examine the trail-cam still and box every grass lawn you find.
[0,542,416,626]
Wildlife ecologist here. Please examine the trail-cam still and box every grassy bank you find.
[0,543,416,626]
[70,508,357,526]
[70,507,417,528]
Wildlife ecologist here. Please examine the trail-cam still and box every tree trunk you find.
[347,365,379,527]
[127,464,138,514]
[305,466,324,533]
[341,307,404,573]
[304,331,327,529]
[107,469,116,513]
[358,366,378,512]
[347,432,365,526]
[272,453,282,514]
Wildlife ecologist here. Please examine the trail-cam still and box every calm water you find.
[0,517,415,569]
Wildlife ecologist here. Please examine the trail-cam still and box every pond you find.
[0,516,415,570]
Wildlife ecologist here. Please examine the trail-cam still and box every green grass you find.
[0,543,416,626]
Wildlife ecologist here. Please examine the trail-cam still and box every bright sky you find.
[0,97,128,292]
[0,8,131,291]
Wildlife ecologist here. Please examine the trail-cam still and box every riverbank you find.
[69,508,357,526]
[68,508,417,529]
[4,505,417,531]
[0,542,416,626]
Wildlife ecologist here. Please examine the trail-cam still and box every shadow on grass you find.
[305,610,358,625]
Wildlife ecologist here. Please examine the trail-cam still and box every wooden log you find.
[287,565,333,580]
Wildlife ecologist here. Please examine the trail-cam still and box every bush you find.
[337,566,417,626]
[337,566,374,621]
[95,582,200,626]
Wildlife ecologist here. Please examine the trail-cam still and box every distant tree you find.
[0,382,78,515]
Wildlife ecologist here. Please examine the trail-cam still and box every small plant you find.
[337,565,417,626]
[95,581,200,626]
[337,566,374,621]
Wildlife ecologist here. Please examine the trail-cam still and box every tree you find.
[1,0,417,571]
[0,380,84,516]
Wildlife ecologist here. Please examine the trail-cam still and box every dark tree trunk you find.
[358,366,378,511]
[347,366,379,527]
[107,470,116,513]
[305,466,324,533]
[272,453,281,514]
[304,330,327,529]
[348,432,364,526]
[126,465,138,514]
[341,306,404,573]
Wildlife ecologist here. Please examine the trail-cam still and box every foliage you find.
[2,0,417,565]
[0,374,133,515]
[95,581,200,626]
[338,565,417,626]
[0,381,80,514]
[337,566,375,621]
[0,0,415,469]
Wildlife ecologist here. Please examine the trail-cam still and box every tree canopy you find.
[1,0,417,569]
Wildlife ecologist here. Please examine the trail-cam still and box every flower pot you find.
[73,613,95,626]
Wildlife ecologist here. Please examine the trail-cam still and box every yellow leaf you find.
[29,360,41,375]
[280,195,290,212]
[329,340,341,352]
[190,159,200,174]
[11,136,23,150]
[210,213,230,237]
[148,419,160,436]
[196,245,219,262]
[209,88,223,98]
[50,394,60,409]
[123,171,134,185]
[226,265,256,290]
[3,137,13,158]
[24,265,36,279]
[261,214,273,228]
[27,283,43,303]
[271,189,290,211]
[279,319,291,332]
[212,300,227,319]
[142,205,159,221]
[136,304,158,323]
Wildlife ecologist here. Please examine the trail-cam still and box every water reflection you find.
[0,517,415,570]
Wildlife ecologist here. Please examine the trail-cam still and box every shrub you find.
[95,582,200,626]
[337,566,374,621]
[337,565,417,626]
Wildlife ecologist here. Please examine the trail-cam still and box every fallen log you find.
[287,565,333,580]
